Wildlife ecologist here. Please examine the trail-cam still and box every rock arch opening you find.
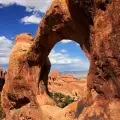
[47,40,90,108]
[48,40,89,78]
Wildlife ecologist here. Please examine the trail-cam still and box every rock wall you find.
[0,68,6,119]
[0,68,6,92]
[1,33,54,119]
[2,0,120,119]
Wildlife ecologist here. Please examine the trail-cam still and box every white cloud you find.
[60,49,67,53]
[0,0,52,13]
[49,49,72,64]
[25,7,33,12]
[21,14,42,24]
[48,49,89,71]
[76,43,79,46]
[0,0,52,25]
[60,40,72,43]
[0,36,13,65]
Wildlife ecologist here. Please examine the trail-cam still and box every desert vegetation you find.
[49,92,76,108]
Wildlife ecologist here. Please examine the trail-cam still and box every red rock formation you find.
[1,33,53,119]
[60,74,74,79]
[0,68,5,92]
[14,33,34,44]
[48,71,87,100]
[2,0,120,119]
[49,70,59,81]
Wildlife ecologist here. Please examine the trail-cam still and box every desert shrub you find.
[50,92,76,108]
[59,103,66,108]
[65,95,75,104]
[58,98,62,102]
[15,75,24,80]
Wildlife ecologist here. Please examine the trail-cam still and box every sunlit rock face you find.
[2,0,120,119]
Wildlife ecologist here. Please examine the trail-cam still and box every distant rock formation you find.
[49,70,76,81]
[48,71,87,100]
[49,70,59,81]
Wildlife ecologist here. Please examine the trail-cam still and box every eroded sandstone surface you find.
[0,67,6,119]
[1,0,120,120]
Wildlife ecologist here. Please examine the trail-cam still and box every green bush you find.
[59,103,66,108]
[49,92,76,108]
[58,98,62,102]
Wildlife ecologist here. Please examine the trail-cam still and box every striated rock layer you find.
[2,0,120,119]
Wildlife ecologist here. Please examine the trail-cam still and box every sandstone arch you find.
[2,0,120,119]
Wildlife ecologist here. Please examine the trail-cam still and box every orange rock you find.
[60,74,74,78]
[49,70,59,81]
[1,33,52,119]
[2,0,120,119]
[14,33,34,44]
[48,71,87,100]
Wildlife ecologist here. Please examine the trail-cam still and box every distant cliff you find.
[48,70,87,100]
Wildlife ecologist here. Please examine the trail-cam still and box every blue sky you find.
[0,0,89,73]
